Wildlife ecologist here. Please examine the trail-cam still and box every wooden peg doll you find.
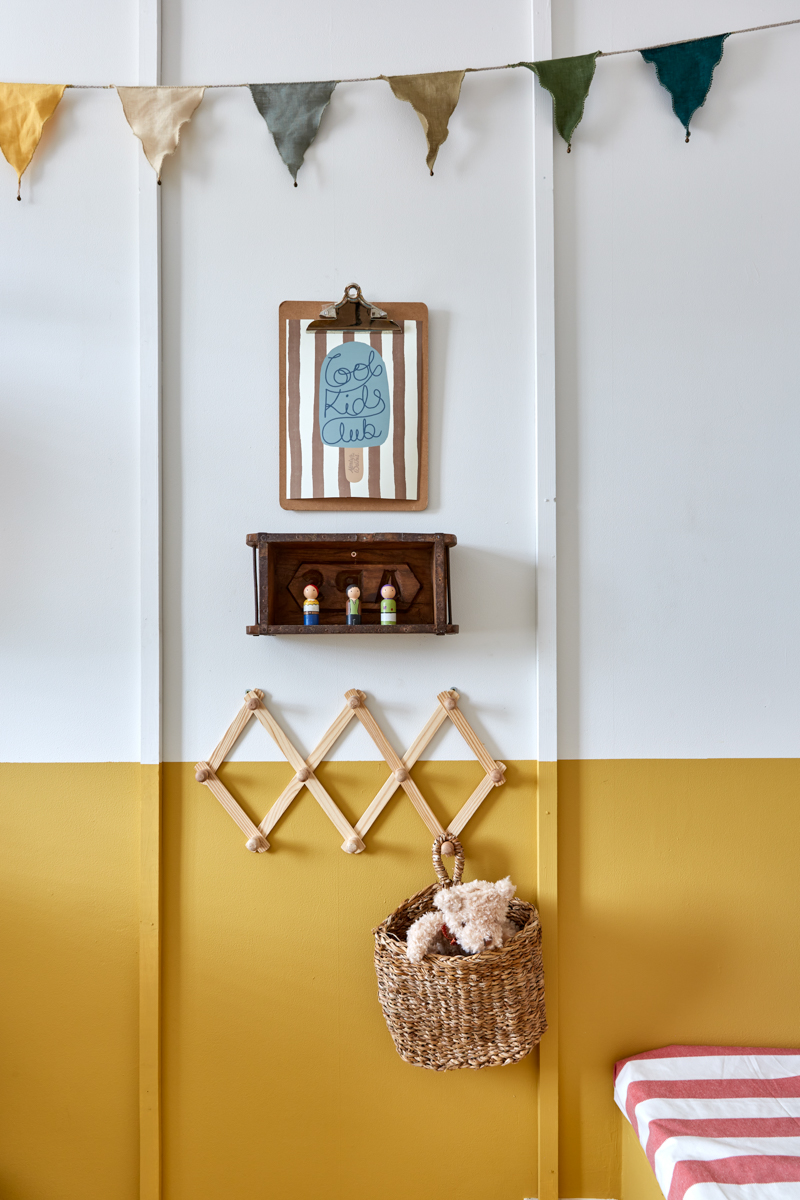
[346,585,361,625]
[380,584,397,625]
[303,584,319,625]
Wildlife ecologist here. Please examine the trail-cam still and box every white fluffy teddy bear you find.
[405,876,518,963]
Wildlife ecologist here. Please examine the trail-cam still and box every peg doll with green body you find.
[380,584,396,625]
[346,585,361,625]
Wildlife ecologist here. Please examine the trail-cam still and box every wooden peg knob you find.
[443,696,456,710]
[490,767,505,784]
[296,768,310,782]
[247,697,260,711]
[343,838,361,855]
[394,767,409,783]
[440,840,455,857]
[348,695,361,709]
[195,766,210,783]
[245,835,268,853]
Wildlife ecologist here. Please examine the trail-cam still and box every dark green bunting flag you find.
[519,52,600,150]
[641,34,729,141]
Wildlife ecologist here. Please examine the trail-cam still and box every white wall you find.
[0,1,140,762]
[6,0,800,769]
[555,0,800,759]
[160,0,537,762]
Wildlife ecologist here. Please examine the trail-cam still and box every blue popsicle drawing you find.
[319,340,389,481]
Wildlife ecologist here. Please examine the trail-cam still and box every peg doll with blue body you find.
[303,584,319,625]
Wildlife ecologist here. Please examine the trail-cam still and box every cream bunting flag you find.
[116,86,205,180]
[0,83,66,199]
[382,70,465,174]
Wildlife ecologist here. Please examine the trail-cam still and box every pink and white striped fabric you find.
[614,1045,800,1200]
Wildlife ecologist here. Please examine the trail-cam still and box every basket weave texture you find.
[373,835,547,1070]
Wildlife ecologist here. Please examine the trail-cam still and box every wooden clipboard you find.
[279,295,428,511]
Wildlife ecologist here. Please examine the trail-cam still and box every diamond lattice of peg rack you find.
[195,688,506,855]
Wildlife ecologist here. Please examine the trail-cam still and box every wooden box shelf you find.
[246,533,458,636]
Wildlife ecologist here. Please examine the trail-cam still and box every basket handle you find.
[432,834,464,887]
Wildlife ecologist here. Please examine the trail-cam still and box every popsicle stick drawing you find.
[279,298,428,511]
[319,339,390,482]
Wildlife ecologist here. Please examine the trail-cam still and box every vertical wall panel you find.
[555,0,800,759]
[160,0,537,764]
[0,1,140,763]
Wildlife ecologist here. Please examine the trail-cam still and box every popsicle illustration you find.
[319,340,389,483]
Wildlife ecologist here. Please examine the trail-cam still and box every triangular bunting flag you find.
[116,86,205,179]
[382,70,465,174]
[519,53,599,151]
[641,34,729,142]
[0,83,66,199]
[249,81,336,185]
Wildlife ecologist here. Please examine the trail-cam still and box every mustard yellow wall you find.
[161,759,539,1200]
[5,758,799,1200]
[0,764,140,1200]
[559,758,800,1200]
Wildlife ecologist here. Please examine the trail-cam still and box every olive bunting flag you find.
[0,17,797,197]
[518,53,600,152]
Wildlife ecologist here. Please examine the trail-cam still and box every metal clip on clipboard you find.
[306,283,402,333]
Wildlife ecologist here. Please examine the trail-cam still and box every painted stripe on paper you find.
[376,331,396,500]
[298,322,316,498]
[404,321,419,501]
[368,330,383,499]
[312,331,325,497]
[337,331,354,498]
[347,332,370,499]
[287,320,302,499]
[392,327,406,500]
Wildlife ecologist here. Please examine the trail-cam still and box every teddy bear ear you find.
[495,876,516,900]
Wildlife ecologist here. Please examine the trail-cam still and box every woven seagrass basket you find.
[373,835,547,1071]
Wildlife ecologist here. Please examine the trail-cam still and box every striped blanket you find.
[614,1045,800,1200]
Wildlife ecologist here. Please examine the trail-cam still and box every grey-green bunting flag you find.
[519,52,600,150]
[249,81,336,184]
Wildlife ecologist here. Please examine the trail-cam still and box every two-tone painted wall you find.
[2,0,800,1197]
[556,1,800,1195]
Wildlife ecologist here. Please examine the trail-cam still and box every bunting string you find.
[3,14,799,196]
[597,16,800,57]
[60,14,800,88]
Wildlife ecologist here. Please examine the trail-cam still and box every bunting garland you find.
[641,35,729,142]
[1,16,798,198]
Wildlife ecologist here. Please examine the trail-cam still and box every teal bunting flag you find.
[249,81,336,184]
[519,52,600,150]
[641,34,729,141]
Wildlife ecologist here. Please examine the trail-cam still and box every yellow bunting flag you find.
[116,86,205,180]
[0,83,66,199]
[382,70,465,174]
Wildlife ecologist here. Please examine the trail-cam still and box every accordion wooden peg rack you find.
[195,687,506,855]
